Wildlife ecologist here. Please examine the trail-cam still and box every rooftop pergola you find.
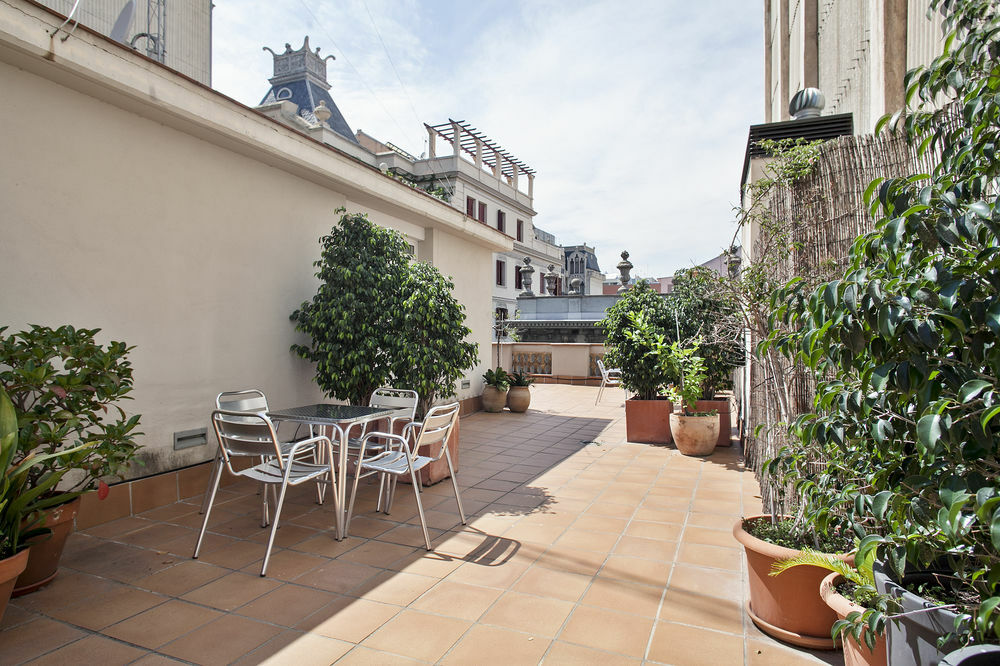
[426,120,536,193]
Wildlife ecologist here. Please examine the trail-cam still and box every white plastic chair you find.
[346,402,465,549]
[193,409,335,576]
[596,358,623,404]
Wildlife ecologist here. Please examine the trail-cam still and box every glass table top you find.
[267,403,402,424]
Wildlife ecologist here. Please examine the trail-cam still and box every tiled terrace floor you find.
[1,385,842,665]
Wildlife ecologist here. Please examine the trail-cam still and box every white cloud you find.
[211,0,763,278]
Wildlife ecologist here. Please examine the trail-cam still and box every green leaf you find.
[982,405,1000,429]
[959,379,992,404]
[992,507,1000,551]
[916,414,942,455]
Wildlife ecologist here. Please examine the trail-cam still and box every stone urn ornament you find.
[617,251,633,293]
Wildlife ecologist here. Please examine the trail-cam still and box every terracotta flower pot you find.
[14,497,81,596]
[694,399,731,447]
[482,386,508,413]
[733,515,851,649]
[670,412,718,456]
[506,387,531,413]
[0,548,30,623]
[820,572,887,666]
[624,398,673,444]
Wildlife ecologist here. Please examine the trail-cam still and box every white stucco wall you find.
[0,0,508,477]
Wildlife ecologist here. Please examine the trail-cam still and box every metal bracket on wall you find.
[173,427,207,451]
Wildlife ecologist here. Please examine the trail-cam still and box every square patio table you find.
[267,403,407,540]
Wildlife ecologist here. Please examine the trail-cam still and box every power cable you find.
[363,0,424,137]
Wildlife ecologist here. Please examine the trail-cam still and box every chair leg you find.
[199,452,223,514]
[596,380,606,405]
[345,456,365,536]
[260,482,288,577]
[444,451,466,525]
[193,465,223,559]
[409,467,432,550]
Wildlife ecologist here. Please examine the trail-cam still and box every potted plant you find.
[759,1,1000,656]
[660,340,718,456]
[0,325,142,595]
[506,372,534,413]
[482,367,510,413]
[599,281,676,443]
[0,387,95,620]
[774,540,888,666]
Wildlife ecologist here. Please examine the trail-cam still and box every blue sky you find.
[211,1,764,279]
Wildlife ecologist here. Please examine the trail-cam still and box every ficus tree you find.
[763,0,1000,642]
[600,280,676,400]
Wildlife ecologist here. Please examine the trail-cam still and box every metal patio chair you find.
[346,402,465,549]
[193,409,335,576]
[596,358,624,404]
[345,387,419,513]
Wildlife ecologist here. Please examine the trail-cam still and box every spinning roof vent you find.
[789,88,825,119]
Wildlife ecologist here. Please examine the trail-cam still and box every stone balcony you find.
[0,385,840,665]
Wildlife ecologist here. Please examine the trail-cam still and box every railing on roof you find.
[426,119,536,180]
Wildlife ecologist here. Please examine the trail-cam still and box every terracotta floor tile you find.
[676,541,743,571]
[134,559,229,596]
[104,600,223,649]
[614,535,677,560]
[559,606,655,658]
[543,640,642,665]
[291,533,362,558]
[160,613,283,665]
[445,557,531,588]
[683,524,742,548]
[82,516,156,539]
[572,513,629,534]
[554,527,621,552]
[305,559,382,595]
[0,617,87,663]
[583,502,636,519]
[658,588,744,634]
[0,604,36,630]
[389,551,465,578]
[599,554,673,587]
[647,621,745,665]
[668,564,743,601]
[441,624,551,665]
[351,570,434,606]
[129,655,187,665]
[336,646,424,664]
[409,580,503,620]
[235,583,339,626]
[118,523,193,550]
[240,548,327,580]
[503,521,567,544]
[194,539,267,569]
[480,590,574,637]
[533,545,607,576]
[298,597,401,643]
[246,524,321,549]
[48,586,167,629]
[361,609,471,662]
[375,523,446,549]
[512,565,592,602]
[624,520,683,541]
[336,539,418,569]
[688,511,740,531]
[747,638,832,665]
[234,630,353,665]
[633,507,688,524]
[581,576,663,618]
[181,571,281,611]
[9,571,119,612]
[25,634,148,665]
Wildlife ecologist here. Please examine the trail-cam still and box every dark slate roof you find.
[260,80,357,143]
[564,246,601,273]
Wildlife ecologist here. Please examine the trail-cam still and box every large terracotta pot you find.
[14,497,81,596]
[694,398,732,447]
[506,387,531,413]
[624,398,673,444]
[482,386,508,413]
[670,413,718,456]
[0,548,30,623]
[820,572,887,666]
[733,515,851,649]
[399,415,461,486]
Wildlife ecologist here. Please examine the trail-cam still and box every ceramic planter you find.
[820,572,887,666]
[507,387,531,413]
[670,412,718,456]
[940,645,1000,665]
[0,548,29,623]
[694,398,731,447]
[482,386,508,413]
[14,497,81,596]
[733,515,851,649]
[624,398,673,444]
[873,561,963,666]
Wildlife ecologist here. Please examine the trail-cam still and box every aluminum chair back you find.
[217,389,268,413]
[211,409,284,475]
[370,388,418,420]
[411,402,460,462]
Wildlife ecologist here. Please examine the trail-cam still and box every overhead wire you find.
[295,0,419,149]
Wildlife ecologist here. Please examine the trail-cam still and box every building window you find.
[495,307,508,321]
[478,202,487,223]
[497,210,506,233]
[515,265,523,289]
[466,196,475,217]
[516,219,524,242]
[495,259,505,286]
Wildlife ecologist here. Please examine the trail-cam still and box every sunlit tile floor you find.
[0,385,843,665]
